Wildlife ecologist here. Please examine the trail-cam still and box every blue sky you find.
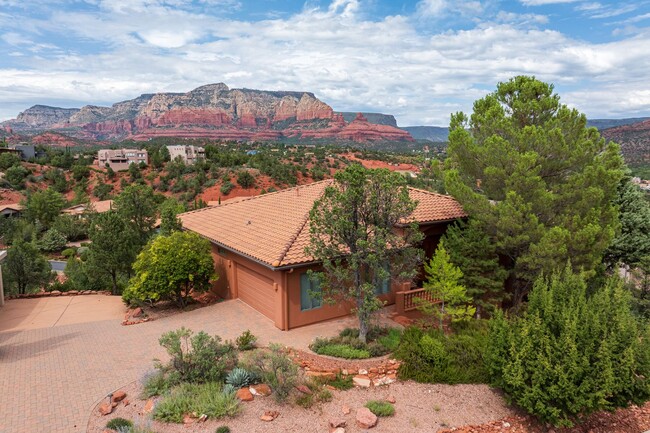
[1,0,649,125]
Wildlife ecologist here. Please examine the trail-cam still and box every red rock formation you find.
[154,108,231,126]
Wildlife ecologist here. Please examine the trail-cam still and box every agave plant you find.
[225,367,253,388]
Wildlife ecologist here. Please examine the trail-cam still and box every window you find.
[375,262,391,295]
[300,273,322,311]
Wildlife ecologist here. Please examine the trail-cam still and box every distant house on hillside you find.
[0,203,23,217]
[180,180,467,330]
[97,149,148,171]
[167,145,205,165]
[62,200,114,217]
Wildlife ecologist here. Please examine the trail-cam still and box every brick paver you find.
[0,297,358,433]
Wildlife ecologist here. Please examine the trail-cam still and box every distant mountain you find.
[588,117,650,130]
[402,126,449,142]
[336,112,397,127]
[601,119,650,167]
[1,83,413,144]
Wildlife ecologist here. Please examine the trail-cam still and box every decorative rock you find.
[341,369,349,376]
[387,395,396,404]
[132,307,143,317]
[123,399,130,406]
[332,428,345,433]
[250,383,272,396]
[198,414,208,423]
[296,384,312,394]
[50,290,61,296]
[341,404,351,415]
[356,407,378,429]
[260,410,279,421]
[111,391,126,403]
[236,388,254,402]
[358,369,368,375]
[98,403,113,416]
[353,375,371,388]
[144,399,155,413]
[329,417,347,429]
[373,376,395,386]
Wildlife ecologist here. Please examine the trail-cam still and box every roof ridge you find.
[274,180,331,267]
[180,179,336,217]
[406,186,455,200]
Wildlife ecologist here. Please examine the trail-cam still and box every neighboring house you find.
[12,144,36,160]
[167,145,205,165]
[62,200,114,217]
[180,180,466,330]
[0,203,23,217]
[97,149,148,171]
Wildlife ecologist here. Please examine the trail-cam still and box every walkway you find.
[0,296,357,433]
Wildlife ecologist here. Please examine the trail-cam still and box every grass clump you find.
[309,326,401,359]
[365,400,395,417]
[243,344,298,403]
[215,427,231,433]
[153,382,239,423]
[235,330,257,351]
[106,417,133,430]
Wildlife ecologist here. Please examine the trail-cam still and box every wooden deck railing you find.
[395,287,441,314]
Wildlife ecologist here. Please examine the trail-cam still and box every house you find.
[0,203,24,217]
[97,149,148,171]
[167,145,205,165]
[62,200,114,217]
[179,180,466,330]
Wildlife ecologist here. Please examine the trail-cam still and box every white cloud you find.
[519,0,579,5]
[0,0,649,125]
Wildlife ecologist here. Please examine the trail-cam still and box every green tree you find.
[38,228,67,252]
[0,153,21,170]
[306,164,424,342]
[114,184,158,244]
[44,168,69,193]
[72,164,90,181]
[442,219,508,317]
[418,241,475,329]
[3,241,52,294]
[487,266,650,427]
[236,170,255,189]
[159,198,185,236]
[605,175,650,267]
[93,181,113,200]
[4,165,29,189]
[52,215,89,242]
[24,187,66,229]
[87,211,139,294]
[123,231,216,307]
[444,76,624,306]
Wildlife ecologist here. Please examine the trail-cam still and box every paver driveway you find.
[0,296,355,433]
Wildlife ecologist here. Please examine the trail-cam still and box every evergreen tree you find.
[3,241,52,294]
[605,175,650,267]
[306,164,424,342]
[487,266,650,427]
[24,187,66,229]
[159,198,185,236]
[444,76,624,305]
[113,184,158,245]
[418,241,475,329]
[442,219,508,317]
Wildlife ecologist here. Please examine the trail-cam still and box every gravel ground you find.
[88,380,514,433]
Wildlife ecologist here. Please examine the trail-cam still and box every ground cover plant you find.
[365,400,395,417]
[309,326,402,359]
[242,344,299,403]
[105,417,132,430]
[152,382,239,423]
[395,321,489,384]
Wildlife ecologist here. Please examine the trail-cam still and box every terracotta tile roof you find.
[62,200,114,215]
[179,180,466,268]
[0,203,23,213]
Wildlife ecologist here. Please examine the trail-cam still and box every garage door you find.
[237,265,275,320]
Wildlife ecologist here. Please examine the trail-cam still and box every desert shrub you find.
[317,388,333,402]
[61,248,77,258]
[295,393,314,408]
[245,344,298,403]
[153,382,239,423]
[220,181,234,195]
[156,328,237,384]
[309,327,398,359]
[395,325,489,384]
[487,268,650,427]
[236,170,255,188]
[235,330,257,351]
[215,427,231,433]
[106,417,132,430]
[0,152,21,170]
[141,370,173,398]
[225,367,256,389]
[365,400,395,417]
[38,228,67,252]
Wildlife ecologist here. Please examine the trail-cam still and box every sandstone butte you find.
[2,83,414,144]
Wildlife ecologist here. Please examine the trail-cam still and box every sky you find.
[1,0,649,126]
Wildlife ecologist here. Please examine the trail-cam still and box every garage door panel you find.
[237,265,274,320]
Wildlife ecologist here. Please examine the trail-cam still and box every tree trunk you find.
[111,272,118,295]
[439,299,445,331]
